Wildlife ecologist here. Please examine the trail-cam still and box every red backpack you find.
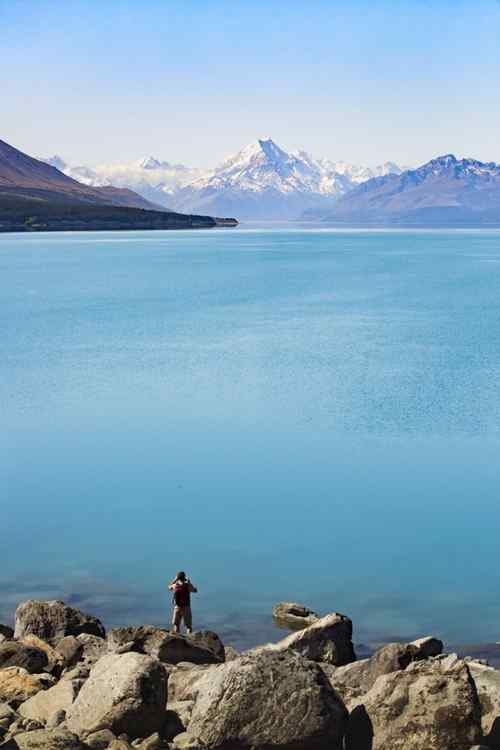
[174,582,190,607]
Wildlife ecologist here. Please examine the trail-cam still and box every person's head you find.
[176,571,186,582]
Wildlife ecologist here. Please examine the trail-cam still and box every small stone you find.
[85,729,117,749]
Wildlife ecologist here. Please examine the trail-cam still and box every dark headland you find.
[0,139,237,233]
[1,598,500,749]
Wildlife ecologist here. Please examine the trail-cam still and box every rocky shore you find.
[0,599,498,749]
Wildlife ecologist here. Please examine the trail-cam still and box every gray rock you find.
[85,729,117,748]
[468,660,500,746]
[19,678,81,723]
[261,612,356,666]
[409,636,444,659]
[0,727,87,748]
[74,634,107,668]
[223,646,239,662]
[345,655,482,750]
[55,638,82,668]
[66,652,167,740]
[184,650,347,749]
[61,666,89,682]
[167,664,215,703]
[272,601,319,630]
[331,642,418,703]
[187,632,225,662]
[0,643,48,675]
[14,601,105,646]
[107,626,221,666]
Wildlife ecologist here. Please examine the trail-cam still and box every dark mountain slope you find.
[0,138,161,210]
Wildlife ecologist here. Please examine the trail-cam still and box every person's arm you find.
[188,581,198,593]
[168,578,178,590]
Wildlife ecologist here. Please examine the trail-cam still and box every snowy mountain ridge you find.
[43,138,406,218]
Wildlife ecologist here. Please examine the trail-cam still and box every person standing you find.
[169,571,197,634]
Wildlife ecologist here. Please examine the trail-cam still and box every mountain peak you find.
[138,156,168,170]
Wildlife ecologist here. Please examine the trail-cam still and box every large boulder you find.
[108,626,222,665]
[331,639,443,704]
[182,650,348,749]
[19,678,82,723]
[66,652,167,740]
[344,654,482,750]
[14,602,105,646]
[0,669,55,707]
[261,612,355,666]
[272,602,319,631]
[0,644,48,675]
[1,728,87,748]
[468,660,500,747]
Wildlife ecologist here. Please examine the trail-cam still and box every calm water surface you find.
[2,227,500,649]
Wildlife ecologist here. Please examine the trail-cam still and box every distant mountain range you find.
[0,138,233,232]
[44,138,407,220]
[313,154,500,225]
[7,135,500,226]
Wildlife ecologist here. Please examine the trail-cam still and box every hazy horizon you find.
[3,0,500,168]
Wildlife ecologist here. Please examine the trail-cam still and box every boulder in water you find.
[272,601,319,630]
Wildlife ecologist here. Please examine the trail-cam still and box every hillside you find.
[0,138,161,210]
[316,154,500,225]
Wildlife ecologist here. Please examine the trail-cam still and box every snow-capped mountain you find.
[169,139,406,219]
[43,155,202,208]
[43,139,405,219]
[317,154,500,224]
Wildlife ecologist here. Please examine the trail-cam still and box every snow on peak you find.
[137,156,168,170]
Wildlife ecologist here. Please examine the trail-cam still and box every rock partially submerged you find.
[272,601,319,631]
[14,602,105,646]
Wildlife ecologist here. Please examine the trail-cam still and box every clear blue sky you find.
[2,0,500,168]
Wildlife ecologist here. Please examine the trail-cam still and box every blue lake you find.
[2,226,500,650]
